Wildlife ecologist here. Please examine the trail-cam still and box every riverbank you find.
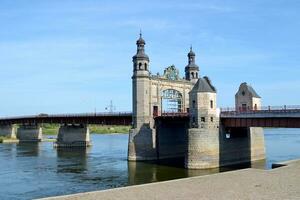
[0,136,19,143]
[41,159,300,200]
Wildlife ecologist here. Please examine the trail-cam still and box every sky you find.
[0,0,299,116]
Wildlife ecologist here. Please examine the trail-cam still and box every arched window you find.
[144,63,147,71]
[139,63,142,70]
[161,89,183,112]
[196,72,198,78]
[191,72,194,78]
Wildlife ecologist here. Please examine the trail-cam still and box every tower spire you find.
[185,46,199,82]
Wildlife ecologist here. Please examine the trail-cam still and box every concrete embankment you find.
[41,160,300,200]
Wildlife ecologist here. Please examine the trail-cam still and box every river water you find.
[0,128,300,200]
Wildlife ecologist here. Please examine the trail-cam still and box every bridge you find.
[221,106,300,128]
[0,112,132,126]
[1,106,300,128]
[1,34,300,169]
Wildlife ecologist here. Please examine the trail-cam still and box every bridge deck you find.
[0,112,132,125]
[221,109,300,128]
[0,108,299,128]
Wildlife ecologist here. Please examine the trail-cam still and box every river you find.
[0,128,299,200]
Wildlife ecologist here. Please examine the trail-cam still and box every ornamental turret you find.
[132,32,149,76]
[185,46,199,83]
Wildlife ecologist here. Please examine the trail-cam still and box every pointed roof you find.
[192,76,216,93]
[188,46,195,57]
[133,32,149,61]
[185,46,199,71]
[136,32,145,45]
[237,82,261,98]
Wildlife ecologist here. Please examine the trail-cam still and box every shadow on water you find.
[127,159,222,185]
[128,157,267,186]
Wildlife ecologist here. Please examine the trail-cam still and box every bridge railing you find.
[0,112,132,120]
[220,105,300,116]
[159,112,189,117]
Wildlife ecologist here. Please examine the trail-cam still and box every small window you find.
[144,63,147,71]
[139,63,142,70]
[201,117,205,122]
[210,117,213,122]
[210,100,213,109]
[191,72,194,78]
[196,72,198,78]
[192,100,196,108]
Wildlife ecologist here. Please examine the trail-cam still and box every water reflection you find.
[16,142,41,157]
[56,148,90,174]
[127,159,221,185]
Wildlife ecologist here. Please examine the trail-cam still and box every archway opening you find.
[161,89,182,113]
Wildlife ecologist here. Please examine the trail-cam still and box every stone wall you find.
[155,117,189,160]
[128,126,157,161]
[185,128,219,169]
[219,126,265,166]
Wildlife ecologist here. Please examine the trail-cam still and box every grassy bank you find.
[89,125,130,134]
[0,136,11,143]
[42,124,59,135]
[41,124,130,135]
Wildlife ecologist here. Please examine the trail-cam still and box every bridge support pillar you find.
[219,126,265,166]
[249,127,265,161]
[17,124,42,142]
[185,128,220,169]
[128,126,157,161]
[0,125,16,138]
[55,124,91,148]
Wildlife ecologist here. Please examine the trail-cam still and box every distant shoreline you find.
[42,124,131,135]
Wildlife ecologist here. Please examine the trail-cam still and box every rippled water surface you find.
[0,128,300,200]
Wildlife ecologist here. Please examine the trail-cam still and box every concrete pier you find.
[0,124,16,138]
[250,127,266,161]
[17,124,42,142]
[55,124,91,148]
[219,126,265,166]
[41,159,300,200]
[128,126,157,161]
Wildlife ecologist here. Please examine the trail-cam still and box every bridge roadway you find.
[0,107,300,128]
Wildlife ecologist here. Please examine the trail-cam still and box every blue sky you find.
[0,0,299,116]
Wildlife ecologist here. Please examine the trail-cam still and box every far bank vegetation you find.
[41,124,130,135]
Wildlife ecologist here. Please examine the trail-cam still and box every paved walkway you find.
[41,160,300,200]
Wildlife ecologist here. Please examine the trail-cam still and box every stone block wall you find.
[185,128,220,169]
